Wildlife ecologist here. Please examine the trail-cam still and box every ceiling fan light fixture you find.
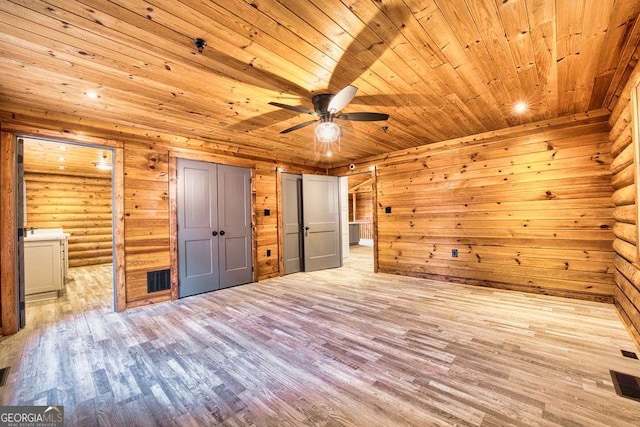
[315,122,341,143]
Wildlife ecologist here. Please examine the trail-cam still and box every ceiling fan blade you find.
[328,85,358,113]
[269,102,317,116]
[337,112,389,121]
[280,119,319,134]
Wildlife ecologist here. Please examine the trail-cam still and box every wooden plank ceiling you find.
[22,137,113,178]
[1,0,640,167]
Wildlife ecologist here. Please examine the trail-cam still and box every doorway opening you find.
[281,173,342,275]
[344,172,375,270]
[19,136,115,324]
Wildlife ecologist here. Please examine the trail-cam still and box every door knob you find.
[304,226,310,231]
[212,231,218,236]
[219,230,225,236]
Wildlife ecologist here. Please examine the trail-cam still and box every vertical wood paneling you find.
[24,172,112,267]
[0,131,17,334]
[611,46,640,346]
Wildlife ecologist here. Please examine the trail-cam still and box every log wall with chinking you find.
[609,61,640,346]
[24,172,113,267]
[335,112,616,301]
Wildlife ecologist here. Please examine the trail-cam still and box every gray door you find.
[282,173,303,275]
[302,174,342,272]
[177,159,219,297]
[217,164,252,288]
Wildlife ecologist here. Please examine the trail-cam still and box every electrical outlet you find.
[267,249,271,257]
[452,249,458,258]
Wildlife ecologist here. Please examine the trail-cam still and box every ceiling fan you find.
[268,85,389,142]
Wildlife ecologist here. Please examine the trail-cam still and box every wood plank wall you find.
[376,118,614,300]
[0,124,319,319]
[123,144,171,304]
[335,112,616,302]
[609,58,640,347]
[24,172,113,267]
[122,142,306,305]
[349,193,373,222]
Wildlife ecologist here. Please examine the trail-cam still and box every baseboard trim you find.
[125,294,171,310]
[379,268,614,304]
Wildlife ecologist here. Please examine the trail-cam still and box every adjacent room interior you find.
[2,1,640,425]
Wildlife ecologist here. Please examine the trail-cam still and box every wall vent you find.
[147,269,171,293]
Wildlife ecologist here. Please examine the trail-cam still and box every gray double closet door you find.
[177,159,252,298]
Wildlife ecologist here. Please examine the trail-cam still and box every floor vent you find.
[0,366,10,387]
[147,269,171,293]
[621,350,639,360]
[610,370,640,402]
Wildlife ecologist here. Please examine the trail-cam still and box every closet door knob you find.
[219,230,226,236]
[212,231,218,236]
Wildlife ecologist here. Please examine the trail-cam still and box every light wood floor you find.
[1,246,640,426]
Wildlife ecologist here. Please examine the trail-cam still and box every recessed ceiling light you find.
[326,150,333,157]
[58,145,66,151]
[85,91,100,99]
[513,101,528,114]
[58,165,65,170]
[58,157,65,162]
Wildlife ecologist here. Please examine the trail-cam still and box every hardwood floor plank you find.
[1,247,640,425]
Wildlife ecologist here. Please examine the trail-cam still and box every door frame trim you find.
[1,128,125,335]
[169,152,257,300]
